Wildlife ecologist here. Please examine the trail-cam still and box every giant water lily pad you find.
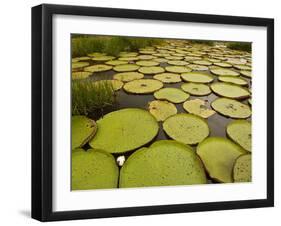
[185,56,202,62]
[183,99,216,118]
[240,70,252,78]
[88,52,106,57]
[226,120,251,152]
[167,60,189,66]
[113,64,140,72]
[218,76,248,86]
[210,82,250,99]
[181,83,211,96]
[72,149,119,190]
[119,140,207,188]
[118,57,139,61]
[234,64,251,71]
[210,68,240,76]
[84,64,112,72]
[123,79,163,94]
[113,72,144,82]
[136,60,159,66]
[196,137,246,183]
[165,66,192,73]
[214,62,232,68]
[233,154,252,182]
[72,62,90,71]
[154,58,169,63]
[227,58,247,65]
[138,55,155,60]
[154,88,190,103]
[163,113,209,145]
[188,64,209,71]
[105,60,128,66]
[181,72,214,83]
[89,108,159,153]
[153,73,181,83]
[72,116,97,150]
[211,98,252,118]
[92,56,115,61]
[148,100,177,121]
[72,71,92,80]
[165,56,183,60]
[192,60,212,66]
[138,66,165,74]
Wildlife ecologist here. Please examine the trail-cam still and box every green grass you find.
[72,80,116,116]
[72,35,163,57]
[227,42,252,52]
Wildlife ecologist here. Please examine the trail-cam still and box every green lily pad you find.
[118,57,139,61]
[72,116,97,150]
[119,140,207,188]
[138,66,165,74]
[87,52,106,57]
[72,62,90,71]
[165,66,192,73]
[163,113,209,145]
[240,70,252,78]
[138,55,156,60]
[119,52,138,57]
[140,50,157,54]
[226,120,251,152]
[233,154,252,182]
[136,60,159,66]
[192,60,212,66]
[72,149,119,190]
[181,72,214,83]
[154,58,169,63]
[105,60,128,66]
[218,76,248,86]
[113,64,140,72]
[92,56,115,61]
[184,56,202,62]
[210,68,240,76]
[183,99,216,118]
[181,83,211,96]
[234,64,251,70]
[188,64,209,71]
[248,98,252,105]
[167,60,189,66]
[84,64,113,72]
[89,108,159,153]
[148,100,177,121]
[227,58,247,65]
[123,79,163,94]
[196,137,246,183]
[211,98,252,119]
[165,56,184,60]
[214,62,232,68]
[210,82,250,99]
[113,72,144,82]
[153,73,182,83]
[154,88,190,103]
[72,71,92,80]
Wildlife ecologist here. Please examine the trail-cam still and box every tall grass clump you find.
[227,42,252,52]
[72,80,116,116]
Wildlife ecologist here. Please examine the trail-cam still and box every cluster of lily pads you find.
[71,40,252,190]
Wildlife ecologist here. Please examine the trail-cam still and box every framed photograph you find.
[32,4,274,221]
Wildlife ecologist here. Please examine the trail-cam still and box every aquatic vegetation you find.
[105,60,128,66]
[72,80,116,116]
[240,70,252,78]
[148,100,177,122]
[165,66,192,73]
[136,60,159,66]
[72,62,90,71]
[211,98,251,118]
[234,64,251,71]
[233,154,252,182]
[163,113,209,145]
[192,60,212,66]
[188,64,209,71]
[119,140,207,188]
[153,73,182,83]
[138,66,165,74]
[123,79,163,94]
[210,82,250,99]
[113,64,140,72]
[210,68,240,76]
[183,99,216,118]
[91,56,115,61]
[84,64,112,72]
[113,72,144,82]
[218,76,248,86]
[72,116,97,149]
[227,42,252,52]
[89,108,159,153]
[72,149,119,190]
[226,120,252,152]
[196,137,247,183]
[167,60,189,66]
[213,62,232,68]
[154,88,190,103]
[94,80,124,91]
[181,83,211,96]
[72,71,92,80]
[181,72,214,83]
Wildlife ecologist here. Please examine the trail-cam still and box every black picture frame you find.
[32,3,274,222]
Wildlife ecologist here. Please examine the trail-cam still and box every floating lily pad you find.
[92,56,115,61]
[210,82,250,99]
[148,100,177,121]
[181,72,214,83]
[248,98,252,105]
[138,66,165,74]
[192,60,212,66]
[113,64,140,72]
[118,57,139,61]
[153,73,182,83]
[240,70,252,78]
[89,108,159,153]
[136,60,159,66]
[165,56,183,60]
[165,66,192,73]
[163,113,209,145]
[188,64,209,71]
[72,62,90,71]
[113,72,144,82]
[87,52,106,57]
[154,88,190,103]
[227,58,247,65]
[218,76,248,86]
[105,60,128,66]
[184,56,202,62]
[211,98,252,119]
[154,58,169,63]
[226,120,251,152]
[214,62,232,68]
[167,60,189,66]
[119,52,138,57]
[72,71,92,80]
[196,137,246,183]
[138,55,155,60]
[233,154,252,182]
[119,140,207,188]
[123,79,163,94]
[181,83,211,96]
[84,64,112,72]
[72,149,119,190]
[234,64,251,71]
[210,68,240,76]
[72,116,97,150]
[183,99,216,118]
